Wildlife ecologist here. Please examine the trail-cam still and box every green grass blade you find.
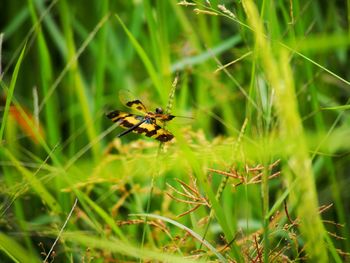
[242,0,329,261]
[0,232,39,263]
[1,148,61,213]
[114,14,163,101]
[28,0,61,148]
[63,232,200,263]
[0,44,26,141]
[132,213,226,262]
[57,0,104,158]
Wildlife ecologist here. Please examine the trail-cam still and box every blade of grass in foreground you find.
[77,190,125,240]
[132,213,226,262]
[242,0,337,261]
[0,44,26,141]
[2,148,61,213]
[322,104,350,110]
[62,232,199,263]
[0,232,39,262]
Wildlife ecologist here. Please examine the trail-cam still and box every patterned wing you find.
[119,89,148,114]
[125,100,148,114]
[133,120,174,142]
[106,110,141,127]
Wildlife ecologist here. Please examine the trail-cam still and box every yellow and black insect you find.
[106,99,175,142]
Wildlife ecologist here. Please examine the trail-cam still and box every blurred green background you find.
[0,0,349,262]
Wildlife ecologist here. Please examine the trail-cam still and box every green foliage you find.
[1,0,349,262]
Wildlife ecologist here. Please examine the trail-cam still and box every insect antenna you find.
[172,114,193,120]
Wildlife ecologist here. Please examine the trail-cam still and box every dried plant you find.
[208,159,281,187]
[166,178,210,217]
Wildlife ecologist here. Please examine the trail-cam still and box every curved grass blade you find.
[131,213,227,262]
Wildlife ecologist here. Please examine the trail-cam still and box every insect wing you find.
[134,119,174,142]
[125,100,148,113]
[106,110,143,128]
[117,118,147,138]
[119,89,147,114]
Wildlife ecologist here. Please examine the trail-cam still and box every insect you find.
[106,99,175,142]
